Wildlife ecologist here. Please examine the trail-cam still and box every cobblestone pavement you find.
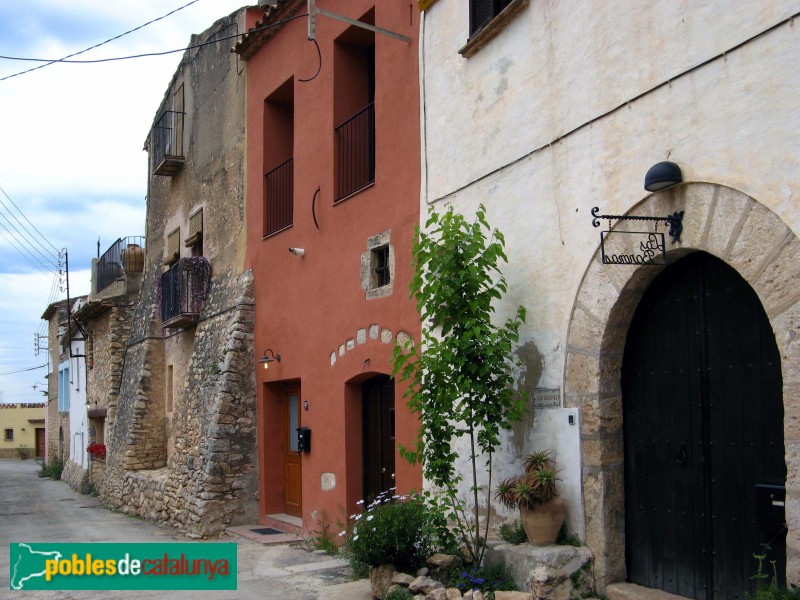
[0,459,356,599]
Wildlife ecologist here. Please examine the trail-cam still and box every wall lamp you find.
[288,247,305,257]
[259,349,281,369]
[644,161,683,192]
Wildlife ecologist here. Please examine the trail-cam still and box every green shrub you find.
[746,547,800,600]
[38,458,64,480]
[498,520,526,545]
[450,560,519,598]
[384,588,414,600]
[343,491,456,574]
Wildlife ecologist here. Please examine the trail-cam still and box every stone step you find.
[606,582,693,600]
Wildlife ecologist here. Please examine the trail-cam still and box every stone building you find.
[99,7,258,536]
[420,0,799,597]
[72,236,144,492]
[234,0,422,535]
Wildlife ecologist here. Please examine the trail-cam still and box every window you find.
[374,246,390,287]
[334,10,375,201]
[165,228,180,266]
[58,361,70,412]
[186,209,203,256]
[166,365,174,413]
[263,78,294,237]
[4,428,13,441]
[152,84,185,176]
[361,230,394,299]
[461,0,528,57]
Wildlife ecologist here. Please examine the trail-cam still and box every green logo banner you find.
[9,543,237,590]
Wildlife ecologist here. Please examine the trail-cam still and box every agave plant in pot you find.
[495,450,566,545]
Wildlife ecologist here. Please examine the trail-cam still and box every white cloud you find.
[0,1,252,403]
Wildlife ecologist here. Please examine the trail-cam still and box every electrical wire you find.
[0,198,59,268]
[298,38,321,83]
[0,364,47,377]
[0,185,59,254]
[0,0,203,82]
[0,220,56,275]
[0,14,310,78]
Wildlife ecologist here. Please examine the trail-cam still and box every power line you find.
[0,184,59,254]
[0,220,55,275]
[0,0,203,82]
[0,197,59,268]
[0,364,47,377]
[0,14,309,73]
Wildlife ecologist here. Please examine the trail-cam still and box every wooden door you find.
[622,252,785,600]
[282,388,302,517]
[35,428,45,458]
[362,375,395,501]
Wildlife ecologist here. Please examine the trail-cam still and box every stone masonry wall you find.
[100,270,258,534]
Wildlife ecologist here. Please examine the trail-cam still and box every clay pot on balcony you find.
[121,244,144,273]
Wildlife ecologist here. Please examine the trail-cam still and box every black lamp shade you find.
[644,161,682,191]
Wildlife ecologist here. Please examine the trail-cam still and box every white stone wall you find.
[421,0,800,585]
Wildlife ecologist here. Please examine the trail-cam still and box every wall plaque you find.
[532,388,561,409]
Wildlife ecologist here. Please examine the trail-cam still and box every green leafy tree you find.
[392,204,526,564]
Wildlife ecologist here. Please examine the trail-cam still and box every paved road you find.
[0,459,362,599]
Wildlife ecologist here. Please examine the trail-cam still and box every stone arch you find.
[564,182,800,589]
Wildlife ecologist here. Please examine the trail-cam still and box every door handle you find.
[676,444,688,465]
[381,467,386,473]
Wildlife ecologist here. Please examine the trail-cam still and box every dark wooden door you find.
[35,428,45,458]
[282,388,302,517]
[362,375,395,501]
[623,252,785,600]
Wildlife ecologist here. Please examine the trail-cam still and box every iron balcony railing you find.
[264,157,293,236]
[335,102,375,201]
[152,110,185,176]
[97,236,145,293]
[160,258,210,328]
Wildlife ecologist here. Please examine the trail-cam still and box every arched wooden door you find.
[622,252,786,600]
[362,375,395,501]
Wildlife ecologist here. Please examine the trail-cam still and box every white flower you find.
[356,499,364,505]
[338,531,346,537]
[353,535,359,541]
[366,515,374,521]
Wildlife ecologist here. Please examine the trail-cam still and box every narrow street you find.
[0,459,363,599]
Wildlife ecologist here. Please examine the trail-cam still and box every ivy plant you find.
[392,204,526,565]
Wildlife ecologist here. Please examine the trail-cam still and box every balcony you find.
[160,257,211,329]
[335,102,375,201]
[264,157,293,237]
[96,237,145,294]
[152,110,185,176]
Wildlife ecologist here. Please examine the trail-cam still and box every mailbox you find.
[297,427,311,453]
[755,484,785,535]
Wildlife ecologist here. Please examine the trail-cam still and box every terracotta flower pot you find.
[519,496,566,545]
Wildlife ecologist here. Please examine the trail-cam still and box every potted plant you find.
[494,450,566,545]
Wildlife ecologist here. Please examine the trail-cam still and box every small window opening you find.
[374,246,390,287]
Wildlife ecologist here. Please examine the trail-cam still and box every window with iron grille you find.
[334,12,375,202]
[361,230,394,300]
[374,246,390,287]
[264,78,294,237]
[165,228,180,266]
[470,0,512,36]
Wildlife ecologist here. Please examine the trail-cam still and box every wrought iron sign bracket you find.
[591,207,684,244]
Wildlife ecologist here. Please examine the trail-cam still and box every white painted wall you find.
[67,336,88,470]
[420,0,800,536]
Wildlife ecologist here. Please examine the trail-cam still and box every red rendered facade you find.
[238,1,421,533]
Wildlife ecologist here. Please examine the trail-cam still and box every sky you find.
[0,0,253,404]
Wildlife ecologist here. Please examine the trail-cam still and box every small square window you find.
[361,230,395,300]
[4,428,13,442]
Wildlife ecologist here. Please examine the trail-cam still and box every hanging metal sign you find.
[600,231,665,265]
[591,207,683,267]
